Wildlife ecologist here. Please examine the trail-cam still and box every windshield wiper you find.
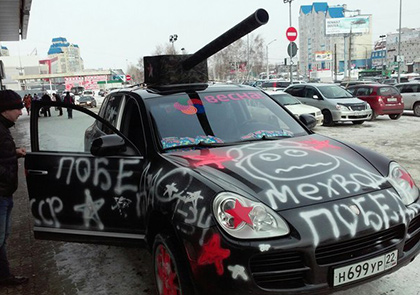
[239,134,292,143]
[163,141,228,151]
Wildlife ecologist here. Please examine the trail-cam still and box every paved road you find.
[3,111,420,295]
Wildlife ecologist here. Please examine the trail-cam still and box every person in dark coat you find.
[0,90,29,286]
[41,94,51,117]
[63,92,74,119]
[53,93,63,116]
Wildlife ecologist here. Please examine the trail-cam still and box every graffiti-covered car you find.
[25,8,419,295]
[26,82,420,295]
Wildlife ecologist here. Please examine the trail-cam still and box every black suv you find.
[23,8,420,295]
[26,83,420,295]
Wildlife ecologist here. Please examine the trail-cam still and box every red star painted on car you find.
[399,169,414,188]
[300,139,341,150]
[183,153,232,169]
[225,199,253,228]
[198,234,231,275]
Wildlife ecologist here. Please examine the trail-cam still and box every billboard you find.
[325,16,370,35]
[315,51,333,61]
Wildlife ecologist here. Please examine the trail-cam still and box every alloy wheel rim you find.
[155,244,180,295]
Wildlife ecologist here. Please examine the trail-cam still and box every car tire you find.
[322,110,334,126]
[153,233,194,295]
[389,113,402,120]
[413,103,420,117]
[352,120,364,125]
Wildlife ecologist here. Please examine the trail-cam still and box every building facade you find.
[385,28,420,74]
[298,2,373,81]
[47,37,84,73]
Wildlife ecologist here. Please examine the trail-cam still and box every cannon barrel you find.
[182,8,269,71]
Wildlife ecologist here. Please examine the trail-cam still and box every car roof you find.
[115,83,259,100]
[347,84,394,88]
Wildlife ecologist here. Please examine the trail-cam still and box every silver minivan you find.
[395,82,420,116]
[284,83,372,126]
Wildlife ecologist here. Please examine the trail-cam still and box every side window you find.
[120,96,145,155]
[402,85,414,93]
[304,87,318,99]
[356,87,369,96]
[101,95,123,134]
[287,86,304,97]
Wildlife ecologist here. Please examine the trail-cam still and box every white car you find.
[267,90,323,128]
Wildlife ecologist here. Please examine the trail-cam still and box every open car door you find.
[25,101,145,246]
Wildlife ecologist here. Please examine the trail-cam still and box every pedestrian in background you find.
[41,94,51,117]
[23,94,31,115]
[53,93,63,116]
[0,90,29,286]
[63,92,74,119]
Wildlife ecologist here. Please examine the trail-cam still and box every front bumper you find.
[179,189,420,295]
[332,109,372,122]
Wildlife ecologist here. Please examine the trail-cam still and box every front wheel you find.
[153,233,194,295]
[322,110,334,126]
[414,103,420,116]
[389,113,402,120]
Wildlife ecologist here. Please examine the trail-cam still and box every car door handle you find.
[27,169,49,175]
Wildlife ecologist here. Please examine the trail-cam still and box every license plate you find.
[387,97,397,102]
[333,250,398,286]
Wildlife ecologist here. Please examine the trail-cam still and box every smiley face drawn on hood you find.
[228,140,340,182]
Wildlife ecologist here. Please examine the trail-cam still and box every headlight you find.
[387,162,419,205]
[336,104,350,111]
[365,103,371,109]
[213,192,290,239]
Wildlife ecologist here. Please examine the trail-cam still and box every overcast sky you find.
[2,0,419,71]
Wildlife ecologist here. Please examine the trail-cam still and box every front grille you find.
[349,104,366,111]
[316,225,404,265]
[404,215,420,252]
[250,251,308,289]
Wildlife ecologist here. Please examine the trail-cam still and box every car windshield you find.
[317,85,354,99]
[270,93,301,106]
[146,89,308,150]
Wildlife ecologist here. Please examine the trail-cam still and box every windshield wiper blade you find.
[239,134,292,143]
[163,141,227,151]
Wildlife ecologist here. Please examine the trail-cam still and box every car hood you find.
[286,104,320,115]
[327,97,365,104]
[163,134,391,211]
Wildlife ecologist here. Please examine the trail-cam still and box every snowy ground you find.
[14,110,420,295]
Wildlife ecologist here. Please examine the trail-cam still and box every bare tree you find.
[208,34,265,82]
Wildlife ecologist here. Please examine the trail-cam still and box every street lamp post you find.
[266,39,277,80]
[284,0,294,83]
[397,0,402,83]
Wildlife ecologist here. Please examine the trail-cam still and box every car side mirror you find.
[299,114,317,130]
[91,134,127,156]
[313,95,319,99]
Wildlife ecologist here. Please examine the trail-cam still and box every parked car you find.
[284,83,372,126]
[340,80,374,88]
[26,82,419,295]
[347,84,404,120]
[395,82,420,116]
[82,90,95,96]
[77,95,97,108]
[266,90,323,128]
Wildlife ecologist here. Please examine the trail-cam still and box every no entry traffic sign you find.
[286,27,298,42]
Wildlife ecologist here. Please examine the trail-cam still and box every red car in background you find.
[347,84,404,120]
